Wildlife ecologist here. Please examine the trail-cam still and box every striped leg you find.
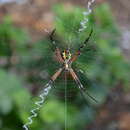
[68,29,93,64]
[69,68,98,103]
[51,68,64,82]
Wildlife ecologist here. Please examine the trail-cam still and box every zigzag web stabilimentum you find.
[22,0,96,129]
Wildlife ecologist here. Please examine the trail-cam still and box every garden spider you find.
[47,29,97,103]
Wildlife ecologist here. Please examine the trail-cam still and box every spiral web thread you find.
[23,81,52,130]
[78,0,95,32]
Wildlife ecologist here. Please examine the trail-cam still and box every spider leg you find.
[41,67,63,92]
[49,29,57,50]
[68,29,93,64]
[49,29,64,63]
[69,51,80,64]
[69,68,98,103]
[51,67,64,82]
[43,67,64,89]
[78,28,93,52]
[55,48,64,63]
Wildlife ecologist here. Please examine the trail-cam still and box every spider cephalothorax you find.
[49,28,97,103]
[62,49,72,60]
[60,49,72,70]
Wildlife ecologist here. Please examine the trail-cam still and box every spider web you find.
[20,1,97,130]
[19,35,97,130]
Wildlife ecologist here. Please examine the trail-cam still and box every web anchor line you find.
[64,71,67,130]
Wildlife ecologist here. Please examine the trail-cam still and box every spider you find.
[46,29,97,103]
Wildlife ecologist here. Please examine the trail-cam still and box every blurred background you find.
[0,0,130,130]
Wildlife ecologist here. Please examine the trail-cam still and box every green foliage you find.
[53,4,93,50]
[0,69,31,129]
[0,69,21,115]
[53,3,130,90]
[0,2,130,130]
[0,16,29,56]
